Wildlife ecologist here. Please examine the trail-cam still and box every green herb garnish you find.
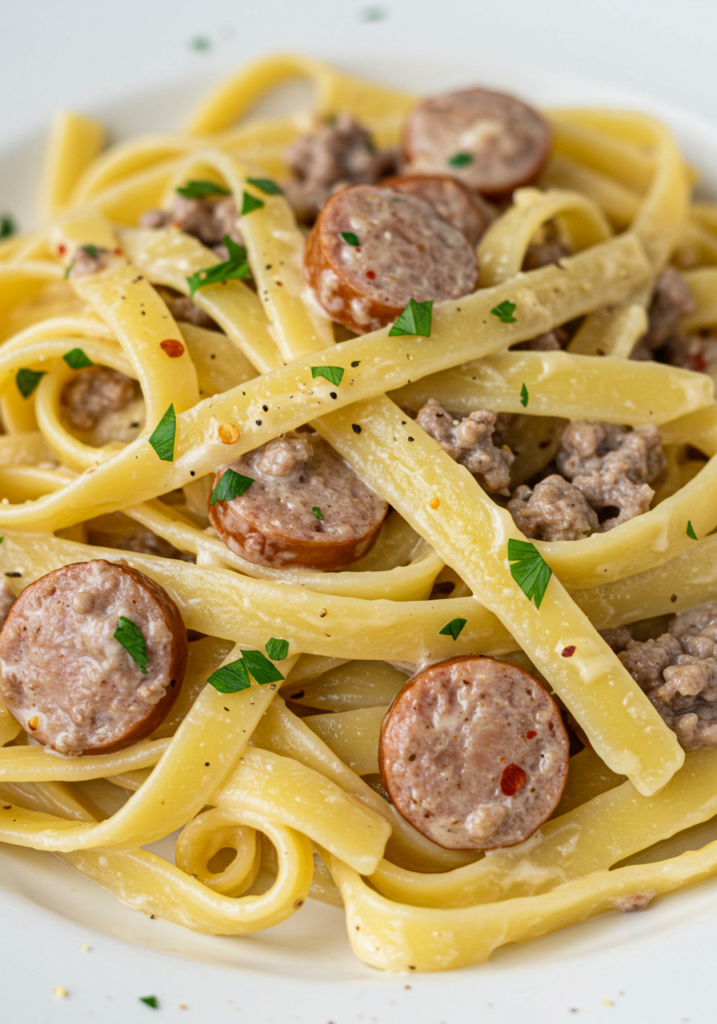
[0,215,15,239]
[207,649,284,692]
[241,649,284,685]
[360,6,386,20]
[16,368,46,398]
[139,995,159,1009]
[312,506,323,520]
[148,403,176,462]
[491,300,517,324]
[265,637,289,661]
[388,298,433,338]
[439,618,467,640]
[341,231,360,247]
[210,468,254,505]
[246,177,284,196]
[190,36,210,50]
[63,347,93,370]
[520,383,529,407]
[507,538,552,610]
[114,617,149,674]
[176,179,230,199]
[447,152,473,168]
[186,237,251,297]
[687,521,698,540]
[311,365,345,386]
[240,191,265,216]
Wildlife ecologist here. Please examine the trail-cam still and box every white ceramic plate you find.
[3,8,717,1022]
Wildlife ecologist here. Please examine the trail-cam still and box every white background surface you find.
[2,1,717,1021]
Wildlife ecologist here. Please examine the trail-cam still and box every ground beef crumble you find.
[282,114,397,221]
[619,603,717,750]
[508,474,599,541]
[140,194,243,253]
[60,367,141,433]
[416,398,514,495]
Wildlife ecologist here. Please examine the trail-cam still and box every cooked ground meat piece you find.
[140,194,243,251]
[69,245,110,278]
[508,475,599,541]
[61,367,141,433]
[662,333,717,374]
[618,603,717,751]
[556,421,666,530]
[641,267,696,351]
[155,286,217,329]
[523,331,562,351]
[522,239,571,271]
[599,626,633,653]
[283,114,397,221]
[416,399,514,495]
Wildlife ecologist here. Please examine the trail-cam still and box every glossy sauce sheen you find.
[379,655,569,850]
[402,88,552,200]
[304,184,478,333]
[209,431,388,570]
[0,560,187,756]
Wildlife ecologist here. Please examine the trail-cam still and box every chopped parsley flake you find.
[341,231,360,247]
[360,6,386,20]
[176,179,230,199]
[240,191,265,216]
[210,468,254,505]
[187,236,251,297]
[312,506,323,520]
[520,383,529,407]
[687,520,698,540]
[311,365,345,386]
[190,36,210,50]
[439,618,467,640]
[0,215,15,239]
[447,152,473,168]
[208,649,284,692]
[388,298,433,338]
[63,347,93,370]
[114,617,149,674]
[507,538,552,609]
[265,637,289,661]
[246,177,284,196]
[16,368,46,398]
[148,403,176,462]
[491,300,517,324]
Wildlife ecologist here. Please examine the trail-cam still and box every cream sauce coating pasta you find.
[1,52,717,972]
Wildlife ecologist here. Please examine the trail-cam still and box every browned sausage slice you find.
[304,184,478,334]
[382,174,493,247]
[209,430,389,570]
[379,655,569,850]
[0,560,187,756]
[402,88,552,200]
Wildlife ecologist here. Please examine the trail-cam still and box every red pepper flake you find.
[525,730,537,739]
[57,243,66,255]
[113,248,123,256]
[365,270,376,280]
[500,763,527,796]
[561,645,576,658]
[693,353,707,372]
[160,339,185,358]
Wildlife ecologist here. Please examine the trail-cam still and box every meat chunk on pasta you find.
[619,603,717,751]
[416,399,514,495]
[508,474,599,541]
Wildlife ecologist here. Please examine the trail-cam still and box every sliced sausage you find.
[382,174,493,247]
[304,184,478,334]
[208,430,388,570]
[0,560,187,756]
[379,655,569,850]
[401,88,552,200]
